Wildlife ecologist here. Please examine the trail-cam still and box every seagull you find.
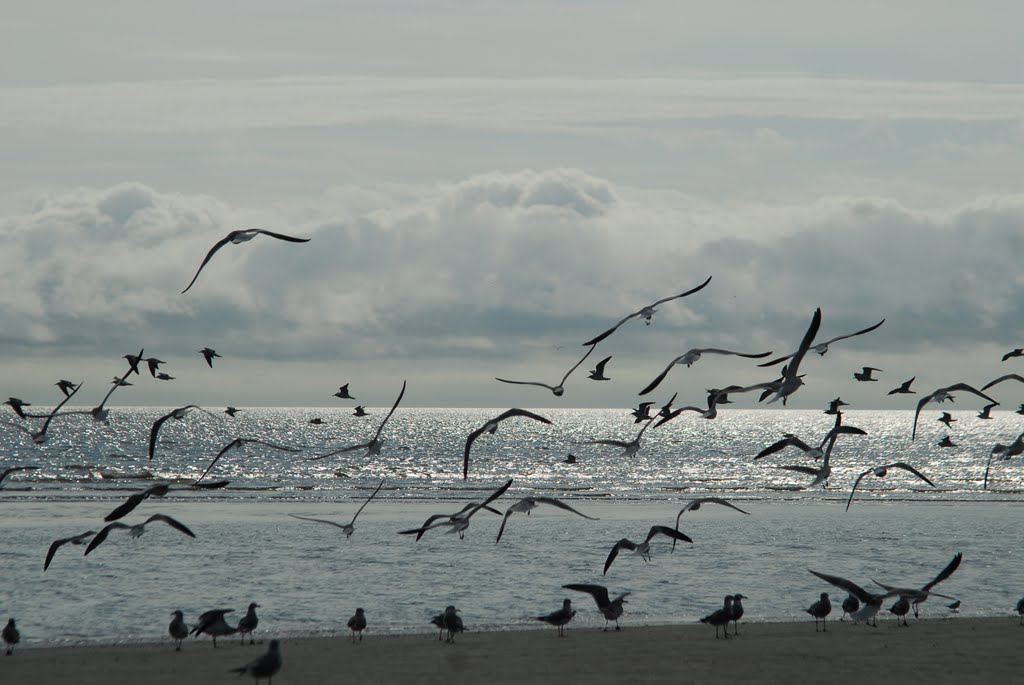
[1002,348,1024,362]
[309,380,406,460]
[809,569,896,627]
[3,382,84,444]
[54,379,79,397]
[671,498,750,551]
[947,600,961,613]
[353,406,368,417]
[3,397,31,419]
[981,373,1024,392]
[89,352,143,422]
[656,385,773,426]
[1017,597,1024,625]
[824,397,849,415]
[888,377,916,395]
[638,348,773,396]
[3,619,19,655]
[853,367,883,382]
[772,424,846,489]
[535,599,575,637]
[846,462,936,511]
[149,404,221,460]
[103,481,229,523]
[494,496,598,543]
[288,479,385,538]
[889,596,911,626]
[0,465,40,486]
[111,376,133,387]
[587,418,655,459]
[762,308,822,405]
[938,436,957,448]
[495,346,595,397]
[169,611,189,651]
[912,383,998,440]
[984,430,1024,490]
[873,553,964,618]
[199,347,222,368]
[463,408,552,479]
[603,525,693,575]
[700,596,733,639]
[937,412,956,428]
[144,357,166,377]
[192,609,237,647]
[840,593,860,621]
[225,407,239,417]
[439,605,463,643]
[729,594,747,635]
[123,351,144,376]
[631,402,655,423]
[84,513,196,556]
[156,373,175,381]
[399,479,513,540]
[581,276,713,346]
[588,355,612,381]
[236,602,260,644]
[43,530,97,571]
[806,592,831,631]
[334,384,355,399]
[229,638,281,683]
[758,318,885,366]
[755,423,867,462]
[977,402,998,419]
[181,228,311,293]
[194,438,300,485]
[347,608,367,643]
[562,584,630,631]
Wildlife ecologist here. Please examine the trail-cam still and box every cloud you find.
[2,170,1023,407]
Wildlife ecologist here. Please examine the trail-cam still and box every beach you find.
[1,618,1015,684]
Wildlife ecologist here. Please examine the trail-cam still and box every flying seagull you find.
[761,308,822,405]
[399,479,513,540]
[983,430,1024,490]
[463,408,552,479]
[671,497,750,552]
[43,530,97,571]
[588,355,612,381]
[888,377,916,395]
[494,496,598,543]
[603,525,693,575]
[0,465,40,486]
[181,228,311,293]
[103,480,230,522]
[3,382,84,444]
[755,422,867,462]
[581,276,713,346]
[54,379,79,397]
[911,383,998,440]
[562,584,630,631]
[334,384,355,399]
[199,347,221,368]
[853,367,883,382]
[638,348,773,396]
[84,514,196,556]
[1002,348,1024,362]
[845,462,936,511]
[288,479,385,537]
[587,418,655,459]
[758,318,885,367]
[148,404,221,460]
[194,437,300,485]
[309,380,406,460]
[495,346,595,397]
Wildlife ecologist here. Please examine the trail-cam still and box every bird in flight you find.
[581,276,712,346]
[181,228,311,293]
[309,380,407,460]
[288,479,385,538]
[463,408,552,479]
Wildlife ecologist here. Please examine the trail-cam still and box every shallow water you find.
[1,408,1022,645]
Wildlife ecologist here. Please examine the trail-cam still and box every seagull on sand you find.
[43,530,97,571]
[149,404,221,460]
[700,596,734,639]
[809,569,896,627]
[84,514,196,556]
[536,599,575,637]
[1016,597,1024,625]
[603,525,693,575]
[761,308,822,405]
[54,379,79,397]
[494,496,598,543]
[758,318,885,366]
[845,462,935,511]
[912,383,998,440]
[199,347,222,368]
[192,609,237,648]
[588,355,612,381]
[334,384,355,399]
[889,596,911,626]
[873,553,964,618]
[438,606,463,643]
[638,348,773,396]
[181,228,310,293]
[236,603,260,644]
[194,438,300,485]
[347,608,367,643]
[853,367,883,382]
[309,381,406,460]
[581,276,713,346]
[729,594,747,635]
[840,594,860,621]
[399,479,513,540]
[288,479,385,537]
[169,611,189,651]
[229,639,281,683]
[563,584,630,631]
[888,377,916,395]
[806,592,832,631]
[0,465,40,486]
[671,498,750,551]
[3,618,19,655]
[495,346,595,397]
[463,408,552,479]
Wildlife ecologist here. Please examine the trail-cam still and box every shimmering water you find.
[1,408,1022,646]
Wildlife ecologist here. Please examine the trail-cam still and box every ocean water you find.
[1,407,1022,646]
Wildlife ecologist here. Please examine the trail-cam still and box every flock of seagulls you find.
[5,236,1024,677]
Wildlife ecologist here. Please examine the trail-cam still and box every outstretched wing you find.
[350,479,386,524]
[371,380,407,442]
[562,583,611,608]
[581,276,712,346]
[808,569,872,603]
[922,552,963,592]
[181,234,233,294]
[820,318,886,346]
[530,497,599,520]
[253,229,311,243]
[981,373,1024,392]
[146,514,196,538]
[603,538,637,575]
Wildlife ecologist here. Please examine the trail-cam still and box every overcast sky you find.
[2,1,1023,411]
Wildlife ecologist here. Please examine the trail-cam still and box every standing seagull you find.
[911,383,997,440]
[603,525,693,575]
[638,348,773,396]
[182,229,310,293]
[888,378,917,395]
[236,603,260,644]
[758,318,885,366]
[199,348,222,368]
[806,593,832,631]
[347,608,367,643]
[495,496,598,543]
[853,367,883,382]
[229,639,281,683]
[535,599,575,637]
[3,619,19,655]
[309,380,406,459]
[169,611,189,651]
[581,276,713,346]
[463,408,552,479]
[439,606,463,643]
[700,596,734,639]
[192,609,237,647]
[288,479,385,537]
[588,356,612,381]
[563,584,630,631]
[495,346,595,397]
[845,462,935,510]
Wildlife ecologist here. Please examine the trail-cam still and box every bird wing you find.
[463,424,489,479]
[809,569,873,603]
[981,373,1024,392]
[494,378,555,390]
[922,552,963,592]
[83,522,131,555]
[147,409,178,460]
[558,345,596,385]
[777,465,821,477]
[530,497,599,519]
[306,441,370,461]
[253,229,310,243]
[698,348,774,359]
[820,318,886,346]
[845,469,876,512]
[181,234,233,294]
[587,439,630,448]
[603,539,637,575]
[146,514,196,538]
[680,497,751,517]
[44,533,93,571]
[785,307,822,380]
[562,583,611,608]
[0,465,39,484]
[494,509,516,544]
[193,438,243,482]
[468,478,513,518]
[646,524,693,545]
[592,355,612,376]
[887,462,936,488]
[757,352,795,368]
[637,357,682,396]
[288,514,350,530]
[350,478,386,524]
[755,435,811,460]
[371,379,407,442]
[104,491,149,522]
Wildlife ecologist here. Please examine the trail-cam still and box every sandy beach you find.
[1,618,1016,684]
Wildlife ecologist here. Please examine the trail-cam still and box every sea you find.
[1,407,1022,647]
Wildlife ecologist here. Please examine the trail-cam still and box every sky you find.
[2,1,1023,411]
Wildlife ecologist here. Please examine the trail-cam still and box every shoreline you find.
[2,618,1017,684]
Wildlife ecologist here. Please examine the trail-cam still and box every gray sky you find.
[2,1,1023,411]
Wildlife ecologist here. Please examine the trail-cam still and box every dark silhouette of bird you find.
[806,592,831,631]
